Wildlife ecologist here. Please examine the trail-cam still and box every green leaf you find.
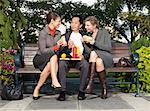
[0,11,5,25]
[2,0,10,7]
[2,19,11,40]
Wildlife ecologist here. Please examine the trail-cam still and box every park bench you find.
[16,41,140,96]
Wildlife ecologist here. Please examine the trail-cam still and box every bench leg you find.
[129,73,134,93]
[135,71,141,97]
[15,73,19,85]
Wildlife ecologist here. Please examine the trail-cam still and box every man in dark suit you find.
[57,15,89,101]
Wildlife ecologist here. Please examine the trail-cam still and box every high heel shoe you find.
[51,84,61,89]
[33,96,40,100]
[33,87,40,100]
[101,88,107,99]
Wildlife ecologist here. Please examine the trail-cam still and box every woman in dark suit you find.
[32,11,64,100]
[83,16,113,99]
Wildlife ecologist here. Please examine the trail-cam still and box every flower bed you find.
[0,49,17,84]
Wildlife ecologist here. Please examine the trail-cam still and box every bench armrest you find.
[131,52,140,67]
[14,42,25,69]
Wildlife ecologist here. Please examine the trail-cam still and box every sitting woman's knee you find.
[96,58,104,72]
[89,51,98,62]
[50,55,58,61]
[42,62,51,73]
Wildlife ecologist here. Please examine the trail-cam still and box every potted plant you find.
[0,49,17,85]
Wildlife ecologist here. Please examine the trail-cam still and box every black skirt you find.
[33,53,54,71]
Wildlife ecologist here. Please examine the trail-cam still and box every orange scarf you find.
[48,26,56,37]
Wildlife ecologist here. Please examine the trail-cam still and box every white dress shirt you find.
[70,32,84,55]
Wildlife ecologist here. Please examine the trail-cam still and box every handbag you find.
[1,82,23,100]
[116,57,132,67]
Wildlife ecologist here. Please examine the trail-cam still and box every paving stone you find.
[0,99,10,108]
[0,110,24,111]
[79,94,133,110]
[0,97,32,110]
[143,93,150,102]
[119,93,150,111]
[143,96,150,102]
[25,95,78,110]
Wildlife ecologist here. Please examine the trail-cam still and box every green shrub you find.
[136,46,150,92]
[131,36,150,52]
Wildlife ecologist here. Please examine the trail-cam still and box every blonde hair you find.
[85,16,100,28]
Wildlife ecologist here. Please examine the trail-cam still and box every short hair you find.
[46,11,60,24]
[72,15,83,24]
[84,16,100,28]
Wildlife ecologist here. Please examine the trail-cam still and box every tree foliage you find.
[131,36,150,52]
[96,0,150,43]
[18,0,149,43]
[22,1,105,43]
[0,0,27,49]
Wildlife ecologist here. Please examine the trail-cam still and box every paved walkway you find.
[0,92,150,111]
[0,78,150,111]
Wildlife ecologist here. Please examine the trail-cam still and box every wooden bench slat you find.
[113,54,130,57]
[16,66,80,74]
[16,69,41,74]
[69,68,80,73]
[24,47,38,51]
[25,51,37,55]
[24,62,34,66]
[112,46,129,49]
[23,57,131,65]
[112,43,129,47]
[26,44,38,47]
[17,66,138,74]
[106,67,138,73]
[24,58,33,62]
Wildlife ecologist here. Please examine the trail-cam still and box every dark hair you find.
[72,15,83,24]
[84,16,100,28]
[46,11,60,24]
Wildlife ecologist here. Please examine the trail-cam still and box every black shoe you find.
[52,86,61,91]
[33,96,40,100]
[77,91,86,100]
[101,88,107,99]
[57,91,66,101]
[97,88,108,99]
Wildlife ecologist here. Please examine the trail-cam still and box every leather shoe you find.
[57,91,66,101]
[77,91,86,100]
[33,96,40,100]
